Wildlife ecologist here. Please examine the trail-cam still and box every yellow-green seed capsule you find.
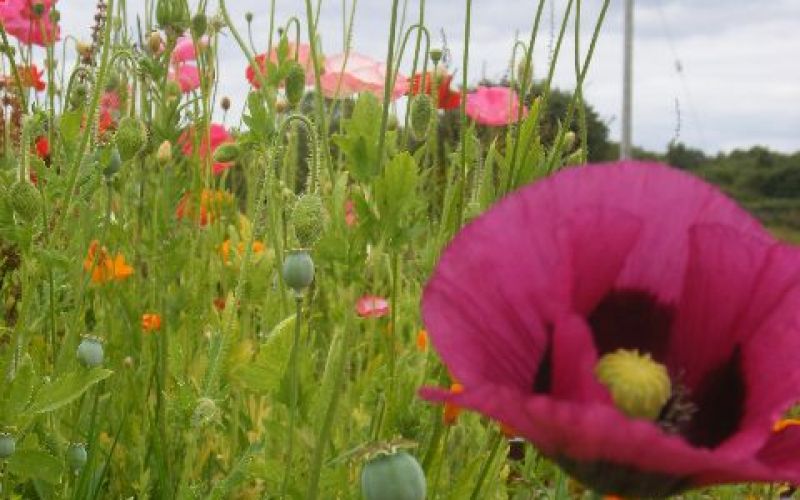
[291,193,327,248]
[595,349,672,421]
[9,180,40,223]
[410,94,433,140]
[285,62,306,107]
[115,117,148,161]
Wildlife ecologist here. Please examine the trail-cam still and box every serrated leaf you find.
[7,449,64,483]
[229,316,295,395]
[4,360,35,417]
[27,368,112,414]
[333,93,382,182]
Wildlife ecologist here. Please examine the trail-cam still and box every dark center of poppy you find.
[532,289,747,449]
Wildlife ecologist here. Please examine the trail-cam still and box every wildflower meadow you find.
[1,0,799,499]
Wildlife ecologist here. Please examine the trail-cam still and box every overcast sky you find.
[59,0,800,154]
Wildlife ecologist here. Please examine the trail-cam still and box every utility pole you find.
[621,0,634,159]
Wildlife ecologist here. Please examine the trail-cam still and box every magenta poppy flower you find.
[169,64,201,93]
[320,52,408,101]
[420,161,800,496]
[465,86,527,126]
[171,34,208,64]
[356,295,390,318]
[0,0,60,46]
[178,123,233,175]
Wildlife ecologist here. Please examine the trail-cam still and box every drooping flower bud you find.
[291,193,327,248]
[221,96,231,112]
[157,140,172,166]
[103,147,122,179]
[191,13,208,39]
[66,443,88,471]
[9,180,40,223]
[595,349,672,421]
[409,94,433,140]
[115,117,148,161]
[282,249,315,296]
[285,62,306,107]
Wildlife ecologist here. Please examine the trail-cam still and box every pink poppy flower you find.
[246,42,319,89]
[344,199,358,227]
[169,64,201,93]
[356,295,390,318]
[0,0,60,46]
[171,34,208,63]
[421,161,800,496]
[465,86,527,126]
[178,123,233,175]
[320,52,408,101]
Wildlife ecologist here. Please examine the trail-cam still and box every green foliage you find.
[333,93,384,182]
[26,368,112,414]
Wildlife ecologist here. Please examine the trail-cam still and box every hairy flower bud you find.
[595,349,671,421]
[191,13,208,39]
[157,140,172,166]
[410,94,433,140]
[148,31,163,54]
[284,62,306,107]
[115,117,148,161]
[291,193,326,248]
[9,180,40,223]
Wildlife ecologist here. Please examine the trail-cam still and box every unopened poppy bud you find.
[595,349,671,421]
[191,13,207,39]
[0,433,16,459]
[76,40,92,59]
[284,62,306,107]
[115,117,148,161]
[103,147,122,178]
[291,193,327,248]
[157,140,172,165]
[212,142,241,163]
[563,131,576,151]
[66,443,87,471]
[409,94,433,140]
[245,12,254,23]
[9,180,40,223]
[221,96,231,111]
[517,59,533,83]
[49,8,60,22]
[70,83,89,109]
[148,31,163,54]
[165,80,182,100]
[282,249,315,295]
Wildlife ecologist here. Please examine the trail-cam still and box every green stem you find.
[456,0,472,230]
[376,0,401,170]
[280,297,304,498]
[469,430,503,500]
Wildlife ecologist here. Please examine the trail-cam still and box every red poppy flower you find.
[409,71,460,110]
[356,295,390,318]
[18,64,46,91]
[245,42,319,89]
[35,136,49,158]
[178,123,233,175]
[421,161,800,496]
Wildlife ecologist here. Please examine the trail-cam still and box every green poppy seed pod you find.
[49,8,60,23]
[285,63,306,107]
[155,0,171,28]
[66,443,88,471]
[245,11,254,23]
[595,349,672,421]
[10,180,40,223]
[212,142,241,163]
[191,13,208,38]
[282,250,315,295]
[0,433,16,459]
[429,48,443,65]
[115,117,148,161]
[409,94,433,140]
[361,451,426,500]
[103,147,122,179]
[77,337,104,368]
[157,140,172,166]
[291,193,327,248]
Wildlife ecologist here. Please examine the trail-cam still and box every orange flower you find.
[83,240,134,284]
[141,313,162,332]
[219,239,265,265]
[415,330,428,352]
[443,383,464,425]
[176,189,233,226]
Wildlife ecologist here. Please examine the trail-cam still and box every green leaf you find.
[26,368,112,414]
[7,449,64,483]
[229,316,295,395]
[373,152,420,247]
[333,93,382,182]
[3,360,35,417]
